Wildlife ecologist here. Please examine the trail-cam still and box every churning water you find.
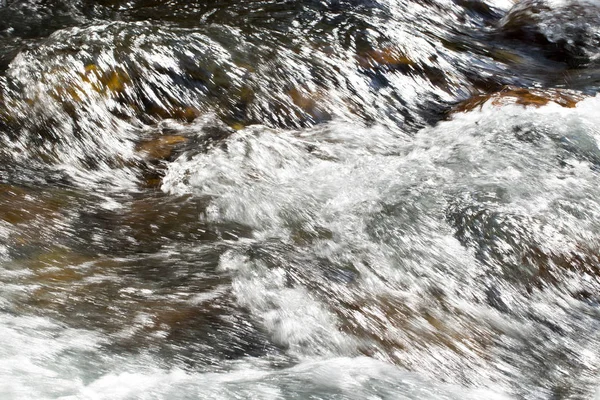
[0,0,600,399]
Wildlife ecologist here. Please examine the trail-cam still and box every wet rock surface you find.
[452,86,586,113]
[499,0,600,68]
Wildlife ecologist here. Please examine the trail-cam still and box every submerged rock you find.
[335,292,495,376]
[134,118,236,188]
[82,64,131,94]
[0,184,66,225]
[520,244,600,285]
[287,86,331,124]
[447,197,600,296]
[136,135,189,162]
[356,46,415,70]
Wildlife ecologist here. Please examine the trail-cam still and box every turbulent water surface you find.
[1,0,600,399]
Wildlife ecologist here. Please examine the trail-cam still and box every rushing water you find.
[0,0,600,399]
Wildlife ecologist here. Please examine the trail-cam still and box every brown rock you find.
[135,135,188,161]
[453,86,585,113]
[356,47,415,69]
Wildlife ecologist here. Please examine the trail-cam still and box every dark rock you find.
[0,0,85,39]
[499,0,600,68]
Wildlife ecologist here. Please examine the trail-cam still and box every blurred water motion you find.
[0,0,599,399]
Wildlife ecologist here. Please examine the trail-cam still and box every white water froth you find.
[161,96,600,396]
[65,357,510,400]
[0,312,510,400]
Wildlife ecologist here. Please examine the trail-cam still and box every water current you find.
[1,0,600,398]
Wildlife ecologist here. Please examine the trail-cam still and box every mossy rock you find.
[489,49,523,64]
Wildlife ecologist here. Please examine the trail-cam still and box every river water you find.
[0,0,599,399]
